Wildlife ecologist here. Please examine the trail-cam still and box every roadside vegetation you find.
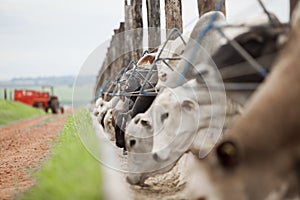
[0,100,45,125]
[21,109,103,200]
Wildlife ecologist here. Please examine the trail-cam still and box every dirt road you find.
[0,112,71,200]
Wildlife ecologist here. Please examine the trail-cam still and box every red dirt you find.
[0,111,71,200]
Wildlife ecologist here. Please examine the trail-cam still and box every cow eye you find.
[130,139,136,147]
[216,141,239,169]
[161,112,169,123]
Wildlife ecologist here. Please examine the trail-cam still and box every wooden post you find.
[146,0,161,50]
[107,39,114,80]
[95,70,104,96]
[197,0,226,17]
[131,0,143,61]
[113,28,120,77]
[4,88,7,100]
[9,91,12,100]
[96,55,109,96]
[118,22,126,68]
[125,0,133,65]
[290,0,299,18]
[165,0,183,36]
[112,23,125,77]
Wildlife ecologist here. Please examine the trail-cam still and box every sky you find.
[0,0,289,80]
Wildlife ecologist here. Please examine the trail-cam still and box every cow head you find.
[126,79,218,185]
[155,35,187,90]
[182,9,300,199]
[137,53,157,68]
[156,11,226,90]
[125,113,155,185]
[103,108,115,141]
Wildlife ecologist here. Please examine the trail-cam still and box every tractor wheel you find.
[60,107,64,114]
[45,107,51,113]
[49,98,59,114]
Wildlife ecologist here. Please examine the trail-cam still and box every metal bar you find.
[126,88,157,94]
[105,67,126,96]
[219,53,275,80]
[139,29,187,94]
[104,79,261,99]
[139,60,157,94]
[217,23,290,30]
[101,77,113,92]
[162,59,174,71]
[215,26,268,77]
[107,92,158,97]
[163,57,181,61]
[257,0,277,26]
[142,50,149,56]
[123,62,139,90]
[157,28,186,59]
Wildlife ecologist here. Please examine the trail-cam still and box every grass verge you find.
[21,109,103,200]
[0,100,45,125]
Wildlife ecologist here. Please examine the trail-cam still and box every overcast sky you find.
[0,0,289,80]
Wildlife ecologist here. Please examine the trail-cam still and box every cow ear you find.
[181,100,196,111]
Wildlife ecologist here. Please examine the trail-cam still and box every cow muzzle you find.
[126,174,143,185]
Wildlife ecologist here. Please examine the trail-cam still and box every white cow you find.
[157,11,284,93]
[103,108,115,141]
[156,11,227,90]
[184,9,300,199]
[96,96,119,123]
[92,97,105,116]
[94,52,157,119]
[136,52,157,69]
[155,33,190,90]
[125,78,242,185]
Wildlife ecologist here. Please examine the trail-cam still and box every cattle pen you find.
[84,0,299,199]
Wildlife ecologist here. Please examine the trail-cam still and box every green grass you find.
[21,109,103,200]
[0,100,45,125]
[54,85,73,106]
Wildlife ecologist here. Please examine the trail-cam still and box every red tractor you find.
[14,86,64,114]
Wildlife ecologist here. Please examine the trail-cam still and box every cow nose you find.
[134,116,140,124]
[126,175,141,185]
[153,152,159,161]
[140,119,151,128]
[159,72,167,82]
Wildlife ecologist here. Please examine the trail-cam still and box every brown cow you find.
[185,5,300,200]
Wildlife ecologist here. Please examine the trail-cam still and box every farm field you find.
[0,100,45,125]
